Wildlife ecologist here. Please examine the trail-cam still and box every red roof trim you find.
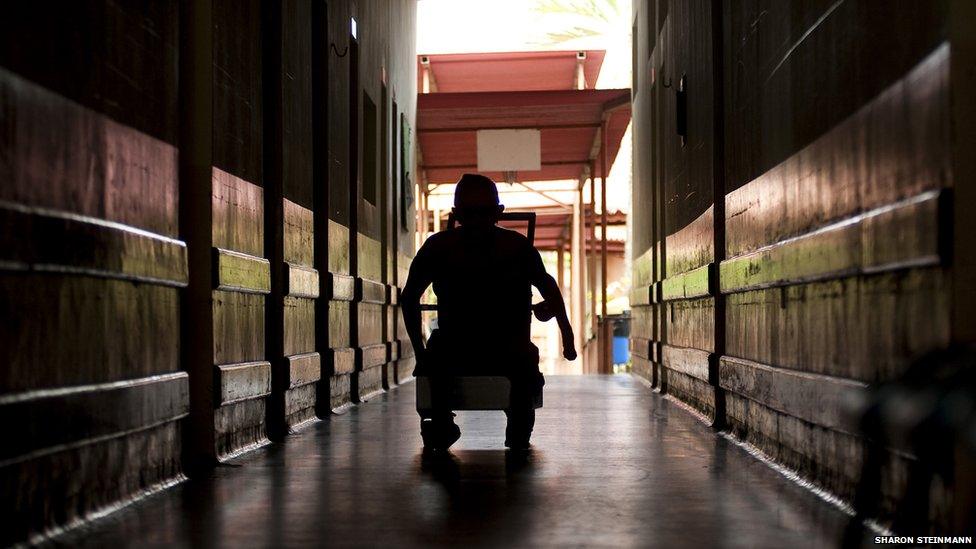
[417,89,630,112]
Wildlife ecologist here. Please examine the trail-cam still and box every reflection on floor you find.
[61,376,851,548]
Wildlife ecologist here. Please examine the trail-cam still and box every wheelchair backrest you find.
[417,212,538,312]
[445,211,537,244]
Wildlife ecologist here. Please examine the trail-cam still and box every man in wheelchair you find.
[401,174,577,451]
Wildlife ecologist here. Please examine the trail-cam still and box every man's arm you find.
[400,246,433,366]
[529,250,577,361]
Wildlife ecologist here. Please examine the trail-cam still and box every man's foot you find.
[421,419,461,450]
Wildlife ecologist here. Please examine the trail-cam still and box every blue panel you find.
[613,336,629,365]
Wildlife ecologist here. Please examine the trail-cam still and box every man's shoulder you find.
[492,226,532,246]
[419,229,457,251]
[491,227,542,272]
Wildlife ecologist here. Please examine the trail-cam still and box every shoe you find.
[421,420,461,450]
[504,437,531,450]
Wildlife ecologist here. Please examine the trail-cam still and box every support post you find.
[417,181,426,243]
[600,120,610,374]
[421,184,429,240]
[588,161,597,343]
[312,0,331,417]
[263,0,286,439]
[573,177,586,366]
[556,242,565,297]
[577,176,590,373]
[709,0,727,428]
[179,0,216,471]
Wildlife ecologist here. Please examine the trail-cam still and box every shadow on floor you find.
[54,376,854,548]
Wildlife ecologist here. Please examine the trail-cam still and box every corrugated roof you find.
[418,88,630,184]
[417,50,606,93]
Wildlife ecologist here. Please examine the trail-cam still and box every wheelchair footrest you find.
[416,376,543,412]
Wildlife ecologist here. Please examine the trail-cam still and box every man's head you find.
[453,173,504,228]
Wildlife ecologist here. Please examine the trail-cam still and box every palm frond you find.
[530,0,623,45]
[540,26,603,44]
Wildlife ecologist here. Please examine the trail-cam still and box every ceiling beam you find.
[421,159,586,170]
[514,181,572,208]
[602,93,632,113]
[418,122,600,134]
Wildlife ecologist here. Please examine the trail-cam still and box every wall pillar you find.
[180,0,216,469]
[265,0,320,438]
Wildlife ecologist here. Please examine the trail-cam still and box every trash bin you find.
[607,312,631,365]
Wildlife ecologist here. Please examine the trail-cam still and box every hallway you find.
[62,376,850,548]
[4,1,976,543]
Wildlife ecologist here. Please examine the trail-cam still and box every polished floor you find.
[60,376,851,548]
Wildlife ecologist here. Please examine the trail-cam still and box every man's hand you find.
[529,271,576,362]
[533,299,576,360]
[563,342,578,361]
[532,300,556,322]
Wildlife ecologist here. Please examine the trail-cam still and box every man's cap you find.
[454,173,500,208]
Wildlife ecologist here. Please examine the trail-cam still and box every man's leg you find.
[420,373,460,450]
[504,407,535,449]
[504,373,539,449]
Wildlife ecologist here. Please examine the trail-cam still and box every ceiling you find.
[415,50,631,252]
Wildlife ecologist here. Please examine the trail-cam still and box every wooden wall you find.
[630,0,969,529]
[320,0,418,411]
[0,2,185,543]
[0,0,417,543]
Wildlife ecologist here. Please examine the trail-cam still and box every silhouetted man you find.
[401,174,577,451]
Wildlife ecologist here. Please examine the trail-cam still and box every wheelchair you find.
[415,211,545,414]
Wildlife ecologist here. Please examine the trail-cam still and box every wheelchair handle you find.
[417,301,552,317]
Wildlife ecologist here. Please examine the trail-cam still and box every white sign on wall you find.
[476,129,541,172]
